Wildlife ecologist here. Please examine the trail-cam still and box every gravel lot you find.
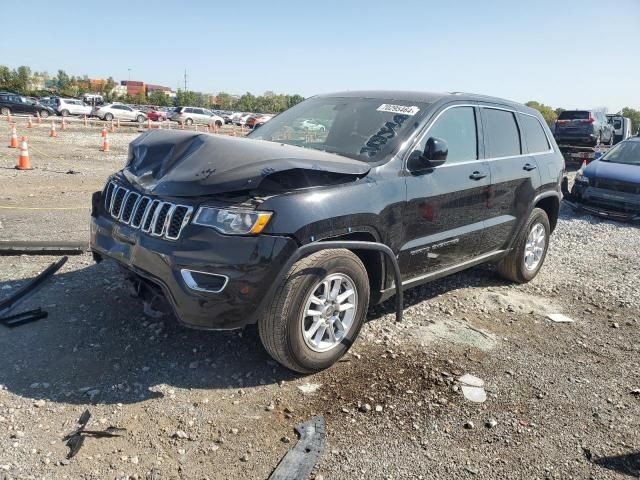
[0,119,638,479]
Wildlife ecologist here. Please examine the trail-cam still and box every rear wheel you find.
[215,120,222,128]
[137,115,145,123]
[104,113,114,121]
[0,107,9,116]
[259,249,370,373]
[496,208,550,283]
[39,110,49,119]
[60,110,70,117]
[185,118,193,125]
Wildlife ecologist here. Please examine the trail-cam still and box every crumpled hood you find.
[121,130,370,197]
[585,159,640,184]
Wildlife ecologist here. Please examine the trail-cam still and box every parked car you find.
[554,110,614,146]
[233,113,253,126]
[298,119,327,132]
[567,137,640,220]
[606,115,633,144]
[146,107,167,122]
[93,103,147,122]
[246,114,273,129]
[90,90,563,373]
[56,98,93,117]
[0,93,54,118]
[169,107,224,126]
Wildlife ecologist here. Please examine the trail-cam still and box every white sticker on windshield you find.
[376,104,420,116]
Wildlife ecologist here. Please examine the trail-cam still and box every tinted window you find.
[520,114,550,153]
[483,108,521,158]
[185,108,193,113]
[558,110,589,120]
[418,106,477,163]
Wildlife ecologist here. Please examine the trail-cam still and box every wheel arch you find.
[533,193,560,232]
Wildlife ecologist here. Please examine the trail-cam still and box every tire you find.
[39,110,49,119]
[104,113,114,121]
[137,115,145,123]
[259,249,370,373]
[215,120,222,128]
[496,208,551,284]
[60,110,70,117]
[0,107,9,116]
[185,118,193,125]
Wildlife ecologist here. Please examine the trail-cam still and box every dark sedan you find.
[569,137,640,220]
[0,92,55,118]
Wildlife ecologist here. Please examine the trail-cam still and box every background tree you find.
[621,107,640,135]
[525,101,558,126]
[148,90,172,106]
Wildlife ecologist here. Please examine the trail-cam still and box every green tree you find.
[525,101,558,126]
[15,66,31,93]
[148,90,172,106]
[175,89,197,106]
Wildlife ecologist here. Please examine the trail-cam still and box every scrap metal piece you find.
[0,308,48,327]
[0,241,87,256]
[269,416,326,480]
[0,256,67,317]
[64,409,126,459]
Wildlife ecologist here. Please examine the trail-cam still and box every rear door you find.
[479,105,543,253]
[400,103,492,279]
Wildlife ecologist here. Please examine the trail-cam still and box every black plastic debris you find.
[0,256,67,327]
[64,409,126,459]
[269,416,326,480]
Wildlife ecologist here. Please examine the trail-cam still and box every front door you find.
[399,104,491,281]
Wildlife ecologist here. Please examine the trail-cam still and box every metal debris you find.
[269,416,326,480]
[64,409,126,459]
[547,313,575,323]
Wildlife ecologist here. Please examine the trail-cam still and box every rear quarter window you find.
[482,108,522,158]
[519,114,550,153]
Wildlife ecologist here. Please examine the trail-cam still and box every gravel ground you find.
[0,121,638,479]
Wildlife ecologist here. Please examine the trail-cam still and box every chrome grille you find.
[103,181,193,240]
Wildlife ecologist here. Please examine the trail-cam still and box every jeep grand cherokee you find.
[90,91,564,373]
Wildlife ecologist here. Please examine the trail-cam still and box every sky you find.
[1,0,638,112]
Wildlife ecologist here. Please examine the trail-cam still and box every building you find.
[146,83,176,98]
[121,80,145,96]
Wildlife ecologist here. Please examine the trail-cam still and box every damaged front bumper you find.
[565,180,640,222]
[90,206,298,330]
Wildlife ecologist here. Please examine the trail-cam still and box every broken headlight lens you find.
[575,172,589,183]
[193,207,272,235]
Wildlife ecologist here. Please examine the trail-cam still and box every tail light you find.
[582,113,595,124]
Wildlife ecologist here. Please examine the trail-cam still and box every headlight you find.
[575,172,589,183]
[193,207,272,235]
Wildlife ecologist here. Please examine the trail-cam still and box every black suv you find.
[554,109,614,146]
[0,92,54,118]
[90,91,563,373]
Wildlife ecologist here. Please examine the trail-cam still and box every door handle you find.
[523,163,537,171]
[469,171,487,180]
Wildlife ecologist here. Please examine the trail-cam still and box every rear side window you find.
[418,106,477,163]
[482,108,521,158]
[558,111,589,120]
[519,114,550,153]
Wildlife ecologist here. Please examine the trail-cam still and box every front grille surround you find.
[103,181,193,241]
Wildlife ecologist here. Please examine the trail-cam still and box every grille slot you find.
[131,197,150,228]
[102,182,192,240]
[121,192,140,223]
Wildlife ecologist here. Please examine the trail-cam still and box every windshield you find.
[601,141,640,165]
[248,96,429,162]
[558,111,589,120]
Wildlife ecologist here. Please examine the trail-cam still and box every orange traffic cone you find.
[101,133,110,152]
[16,136,31,170]
[180,122,184,130]
[6,112,11,123]
[101,126,107,138]
[117,118,120,128]
[9,125,18,148]
[60,118,66,131]
[36,112,42,124]
[110,121,115,133]
[49,121,57,137]
[83,115,88,127]
[27,116,33,129]
[147,119,151,129]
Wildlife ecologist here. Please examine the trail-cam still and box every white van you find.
[607,115,633,144]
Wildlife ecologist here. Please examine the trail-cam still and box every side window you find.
[185,108,194,114]
[519,114,550,153]
[482,108,521,158]
[417,106,478,163]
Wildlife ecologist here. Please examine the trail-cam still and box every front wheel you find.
[104,113,114,121]
[39,110,49,119]
[137,115,145,123]
[60,110,70,117]
[0,107,9,116]
[185,118,193,125]
[259,249,370,373]
[496,208,550,283]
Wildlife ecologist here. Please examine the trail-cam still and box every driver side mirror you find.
[408,137,448,171]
